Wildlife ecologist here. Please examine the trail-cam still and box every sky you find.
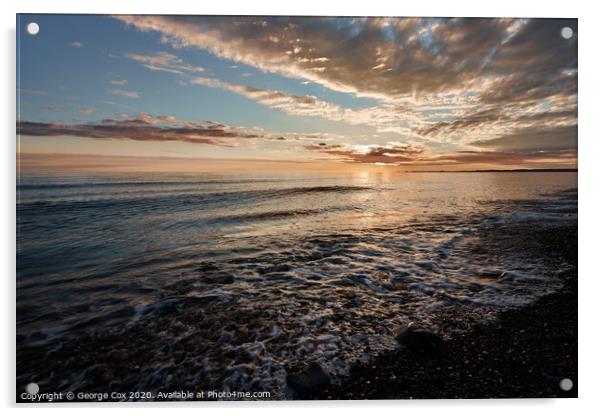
[17,15,577,172]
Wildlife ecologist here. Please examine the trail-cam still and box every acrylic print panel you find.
[16,14,577,402]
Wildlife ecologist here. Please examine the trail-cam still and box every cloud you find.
[192,76,342,118]
[78,108,97,115]
[71,41,83,48]
[306,142,425,164]
[305,141,576,167]
[17,113,265,147]
[417,106,577,143]
[114,16,576,103]
[192,76,419,130]
[423,149,577,167]
[110,79,129,85]
[110,89,139,98]
[42,106,66,113]
[467,125,577,152]
[418,108,574,136]
[124,52,204,74]
[114,16,577,155]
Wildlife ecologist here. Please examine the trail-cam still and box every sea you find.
[16,171,577,398]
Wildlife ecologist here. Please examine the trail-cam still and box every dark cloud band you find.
[17,117,262,147]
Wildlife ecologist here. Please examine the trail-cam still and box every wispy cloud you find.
[42,106,66,113]
[71,41,83,48]
[110,89,139,98]
[78,108,97,115]
[191,76,420,132]
[192,76,342,119]
[110,79,128,86]
[124,52,204,75]
[422,149,577,167]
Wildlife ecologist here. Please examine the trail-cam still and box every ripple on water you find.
[16,181,577,398]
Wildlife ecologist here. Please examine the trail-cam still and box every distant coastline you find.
[406,168,578,173]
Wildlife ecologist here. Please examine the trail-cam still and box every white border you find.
[3,1,601,415]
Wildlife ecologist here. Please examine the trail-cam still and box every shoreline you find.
[307,223,578,400]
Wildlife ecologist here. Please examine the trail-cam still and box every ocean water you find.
[17,171,577,397]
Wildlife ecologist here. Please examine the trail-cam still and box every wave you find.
[16,175,577,398]
[17,185,373,217]
[17,177,285,191]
